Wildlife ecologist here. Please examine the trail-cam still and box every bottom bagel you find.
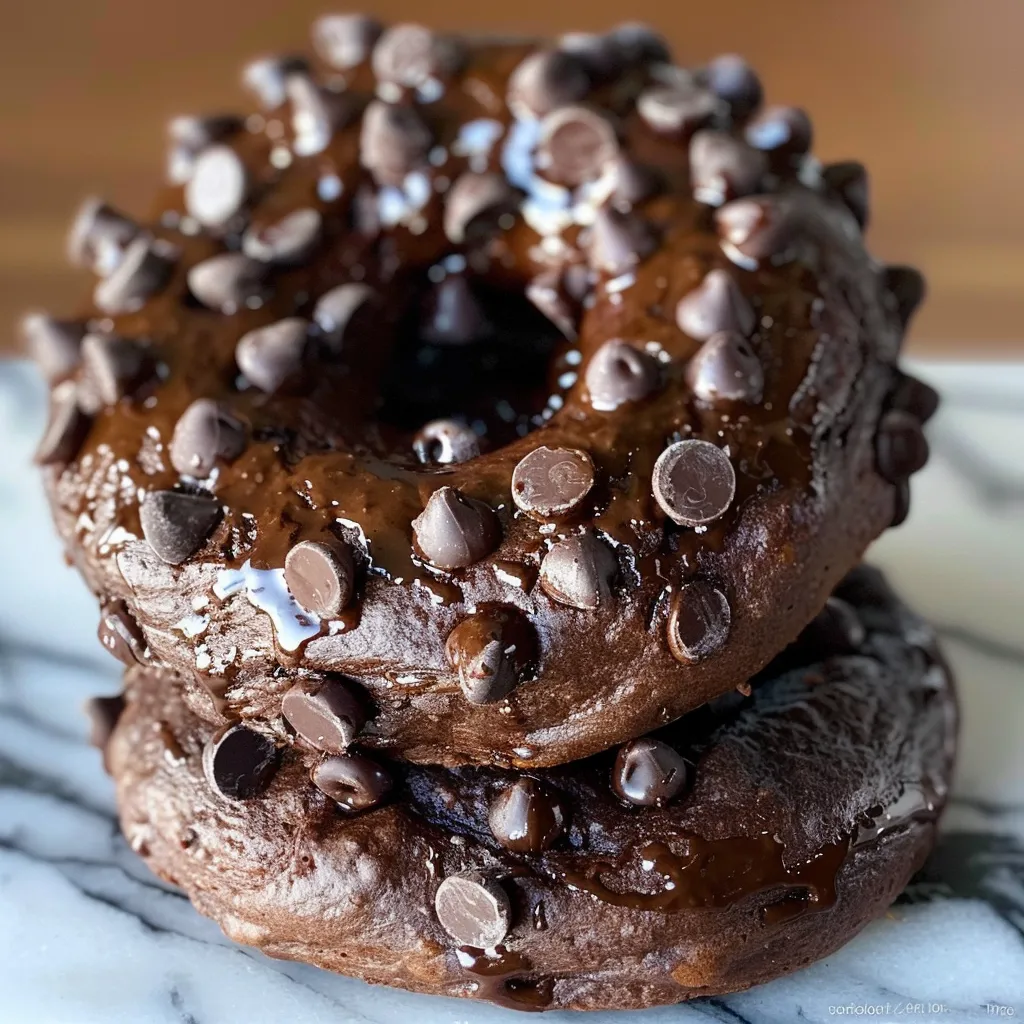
[105,567,957,1012]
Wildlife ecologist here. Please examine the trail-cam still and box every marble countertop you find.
[1,359,1022,1024]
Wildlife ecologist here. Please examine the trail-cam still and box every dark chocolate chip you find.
[507,49,591,118]
[890,373,940,423]
[745,105,813,155]
[85,694,125,766]
[882,265,926,330]
[412,418,482,465]
[311,753,391,812]
[203,723,280,800]
[313,283,375,348]
[187,252,267,312]
[81,334,153,406]
[185,146,249,227]
[876,410,929,482]
[539,533,617,611]
[284,539,356,617]
[287,73,360,156]
[412,486,501,570]
[584,339,660,411]
[715,196,800,263]
[435,871,511,949]
[800,596,866,656]
[169,398,247,477]
[512,446,595,521]
[359,99,433,186]
[489,778,565,853]
[97,600,147,666]
[525,269,581,340]
[685,330,765,404]
[612,737,687,807]
[689,130,767,206]
[675,268,756,341]
[139,489,222,565]
[242,208,323,265]
[891,478,911,528]
[422,276,490,345]
[445,606,537,704]
[166,115,245,184]
[822,161,869,228]
[537,106,619,187]
[20,314,84,384]
[637,81,722,137]
[607,22,672,66]
[312,13,383,70]
[242,54,310,108]
[372,24,464,88]
[443,172,519,244]
[652,439,736,527]
[67,198,139,275]
[610,158,663,207]
[586,206,657,276]
[93,236,176,315]
[281,677,365,753]
[34,381,91,465]
[235,317,310,393]
[702,54,763,121]
[667,579,731,662]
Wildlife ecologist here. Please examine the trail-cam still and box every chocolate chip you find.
[702,54,763,121]
[800,596,866,656]
[359,99,433,186]
[422,276,490,345]
[287,73,360,156]
[690,130,767,206]
[637,82,722,137]
[203,723,280,800]
[242,54,309,108]
[536,106,619,187]
[445,606,536,704]
[512,446,595,521]
[715,196,799,263]
[685,330,765,404]
[525,269,581,340]
[281,678,365,753]
[612,737,687,807]
[97,600,147,666]
[676,268,756,341]
[235,317,310,393]
[311,753,391,812]
[745,106,813,155]
[187,252,267,312]
[20,314,84,384]
[80,334,153,406]
[610,158,663,207]
[443,172,519,245]
[507,50,591,118]
[890,373,940,424]
[435,871,511,949]
[557,32,617,80]
[169,398,247,477]
[876,410,929,482]
[539,533,617,611]
[891,479,911,528]
[166,115,244,184]
[67,198,138,275]
[607,22,672,66]
[586,206,657,276]
[313,283,375,348]
[489,778,565,853]
[372,24,464,88]
[284,539,355,617]
[242,208,323,265]
[312,13,382,69]
[667,579,731,662]
[140,489,222,564]
[85,694,125,764]
[652,439,736,527]
[822,161,869,228]
[412,486,501,570]
[94,236,177,315]
[584,339,660,411]
[882,265,926,330]
[412,418,482,464]
[185,146,249,227]
[34,381,91,465]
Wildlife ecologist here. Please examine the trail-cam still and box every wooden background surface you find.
[4,0,1023,357]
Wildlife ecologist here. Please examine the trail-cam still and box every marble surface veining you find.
[1,359,1022,1024]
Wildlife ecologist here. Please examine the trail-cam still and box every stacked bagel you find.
[27,17,956,1012]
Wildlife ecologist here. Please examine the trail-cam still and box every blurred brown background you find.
[3,0,1023,356]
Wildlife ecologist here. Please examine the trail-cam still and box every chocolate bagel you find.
[105,566,957,1011]
[31,19,937,767]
